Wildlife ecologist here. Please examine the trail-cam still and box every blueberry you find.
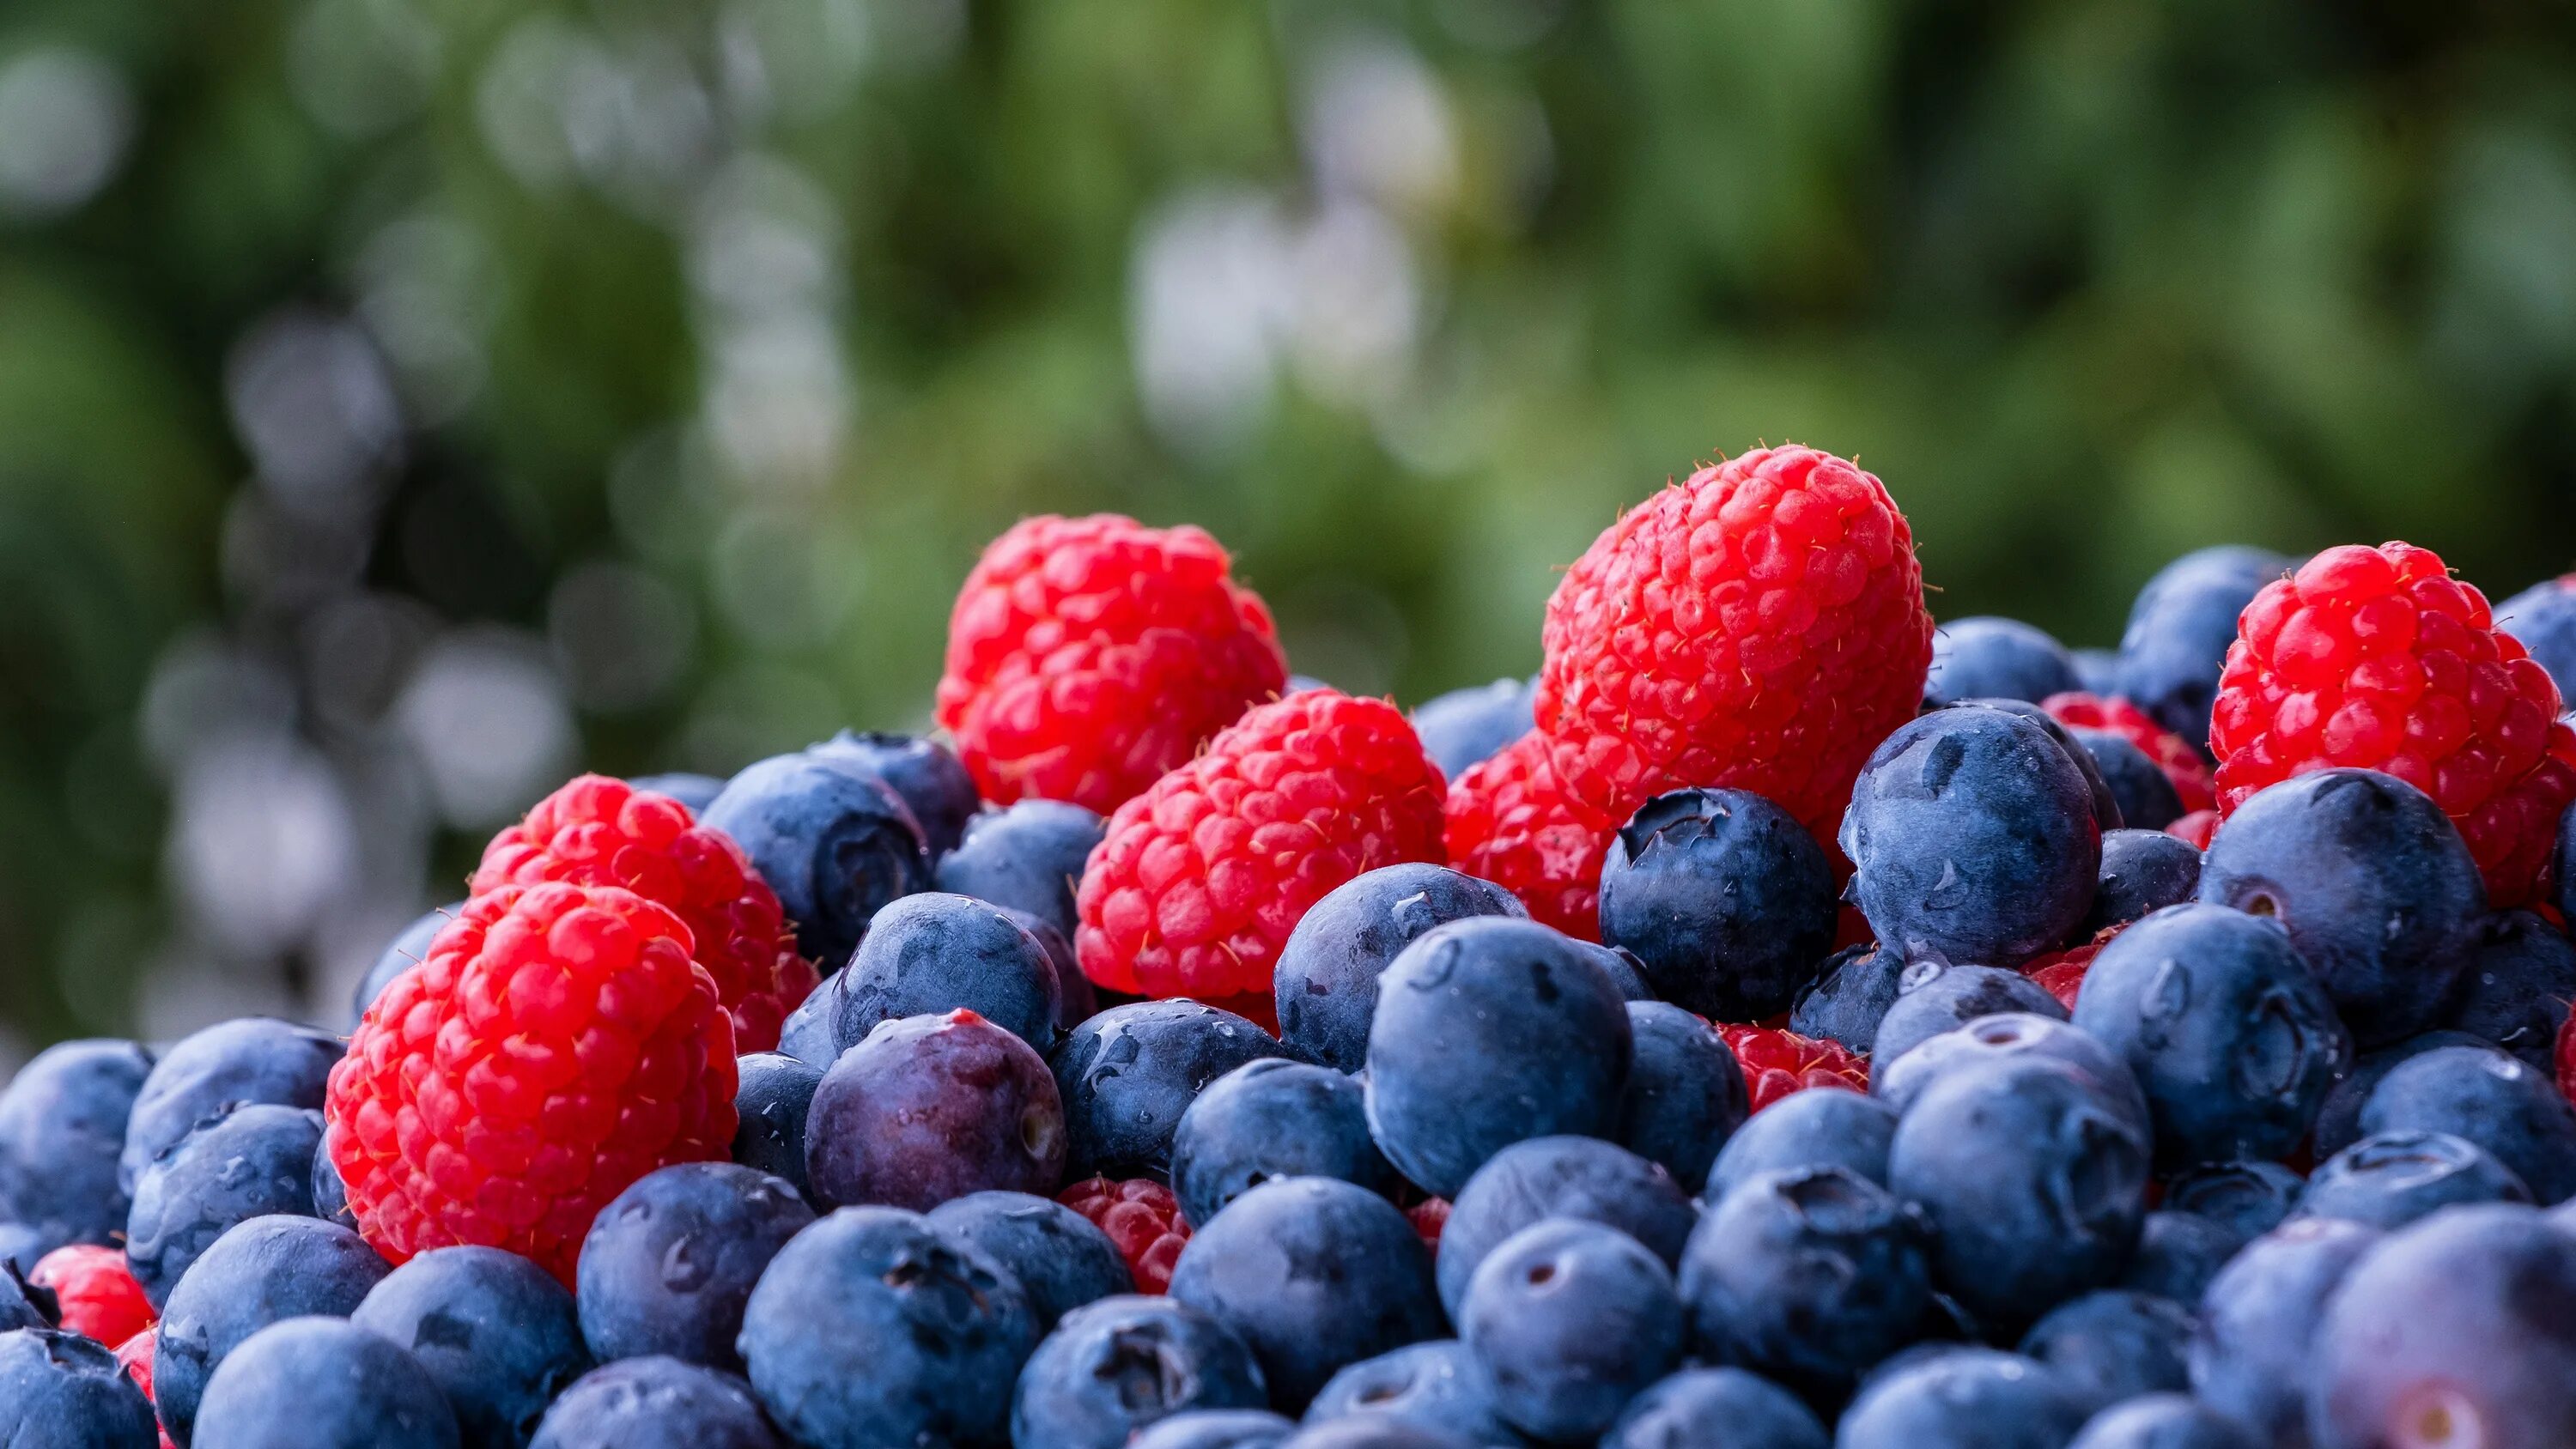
[353,1246,591,1449]
[775,989,836,1071]
[2308,1203,2576,1449]
[354,905,460,1026]
[1051,1001,1288,1182]
[0,1327,160,1448]
[2117,545,2291,747]
[628,773,726,814]
[2195,768,2484,1046]
[1840,706,2103,968]
[2066,1394,2263,1449]
[0,1262,52,1331]
[2311,1030,2492,1159]
[1888,1058,2151,1328]
[2014,1289,2195,1417]
[1168,1178,1442,1412]
[1872,1012,2148,1131]
[1680,1167,1930,1394]
[702,750,932,967]
[1834,1347,2090,1449]
[2161,1160,2306,1241]
[2071,648,2124,697]
[150,1216,392,1443]
[2445,910,2576,1068]
[529,1357,783,1449]
[0,1223,48,1272]
[1172,1060,1396,1228]
[2116,1210,2242,1305]
[313,1125,356,1230]
[191,1317,458,1449]
[1303,1341,1519,1446]
[2495,573,2576,694]
[2073,903,2349,1167]
[2084,830,2202,934]
[1409,679,1534,779]
[1274,1420,1473,1449]
[0,1039,152,1250]
[1923,617,2083,707]
[1013,1295,1269,1449]
[2186,1216,2379,1443]
[1003,907,1097,1031]
[934,800,1104,941]
[2360,1044,2576,1203]
[1130,1410,1298,1449]
[926,1191,1133,1330]
[1599,1367,1826,1449]
[119,1019,342,1203]
[2293,1130,2532,1228]
[1872,963,2073,1071]
[1596,788,1837,1018]
[1434,1137,1698,1319]
[1571,942,1656,1002]
[2560,801,2576,930]
[2069,728,2184,832]
[817,893,1061,1054]
[730,1052,821,1197]
[1363,918,1633,1197]
[1788,944,1901,1055]
[811,730,980,858]
[1703,1087,1896,1200]
[738,1206,1037,1449]
[125,1104,324,1309]
[1613,1003,1748,1188]
[1958,699,2125,834]
[1274,865,1527,1074]
[1457,1218,1684,1444]
[575,1163,813,1371]
[808,1009,1066,1210]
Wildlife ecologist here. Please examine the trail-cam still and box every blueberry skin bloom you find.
[1171,1060,1396,1228]
[1679,1167,1931,1395]
[2067,1395,2263,1449]
[2072,903,2350,1167]
[738,1207,1037,1449]
[811,730,981,859]
[1435,1137,1697,1319]
[1129,1410,1297,1449]
[1872,1012,2148,1130]
[191,1317,459,1449]
[1871,962,2071,1072]
[807,1009,1066,1210]
[1599,1367,1826,1449]
[0,1327,160,1449]
[1052,1001,1288,1182]
[1012,1296,1269,1449]
[1274,864,1527,1075]
[820,892,1062,1055]
[530,1358,783,1449]
[2293,1130,2532,1228]
[118,1016,341,1196]
[151,1216,393,1444]
[1839,706,2103,969]
[2359,1043,2576,1203]
[934,799,1104,940]
[2196,768,2485,1046]
[1923,617,2083,708]
[1364,918,1634,1198]
[1596,788,1838,1019]
[1409,679,1533,779]
[1835,1348,2090,1449]
[2014,1289,2194,1417]
[2086,829,2202,934]
[125,1103,323,1308]
[1613,1003,1749,1189]
[352,1246,592,1449]
[730,1052,821,1197]
[2446,909,2576,1068]
[2117,545,2292,746]
[1303,1341,1516,1446]
[702,751,931,967]
[2308,1204,2576,1449]
[1704,1087,1896,1200]
[576,1162,814,1371]
[1457,1218,1684,1445]
[2188,1216,2381,1445]
[927,1191,1133,1331]
[0,1038,153,1252]
[1167,1178,1444,1413]
[1887,1058,2151,1329]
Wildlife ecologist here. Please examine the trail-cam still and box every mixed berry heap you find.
[10,483,2576,1449]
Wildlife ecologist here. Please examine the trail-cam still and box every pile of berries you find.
[5,462,2576,1449]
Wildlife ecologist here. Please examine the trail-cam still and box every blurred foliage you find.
[3,0,2576,1048]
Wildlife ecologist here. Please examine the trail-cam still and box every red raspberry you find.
[1534,446,1933,842]
[1057,1176,1191,1294]
[1717,1024,1869,1114]
[327,883,739,1285]
[2210,543,2576,906]
[1443,732,1613,940]
[2167,809,2220,850]
[29,1245,154,1347]
[2024,928,2122,1012]
[1074,690,1446,997]
[114,1331,179,1449]
[1406,1197,1450,1258]
[474,774,817,1053]
[2560,1009,2576,1108]
[937,514,1289,814]
[2042,692,2217,813]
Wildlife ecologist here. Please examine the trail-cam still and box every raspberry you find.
[2210,543,2576,906]
[936,514,1289,814]
[473,775,817,1053]
[1057,1176,1191,1294]
[2042,692,2217,813]
[1074,690,1446,998]
[1717,1024,1869,1114]
[2024,928,2123,1012]
[114,1330,179,1449]
[28,1245,154,1347]
[1406,1197,1450,1258]
[1534,446,1933,841]
[2167,809,2221,850]
[2561,1009,2576,1109]
[326,883,739,1285]
[1443,731,1614,940]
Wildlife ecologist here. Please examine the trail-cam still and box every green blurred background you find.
[3,0,2575,1054]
